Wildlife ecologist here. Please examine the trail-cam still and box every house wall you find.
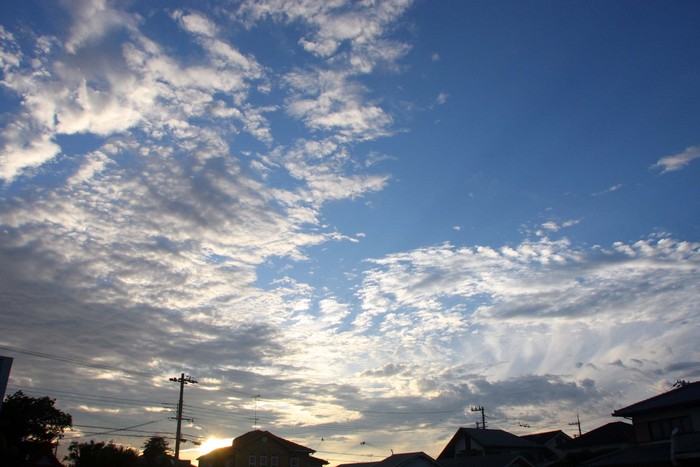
[235,437,312,467]
[631,406,700,443]
[544,433,569,459]
[454,435,466,455]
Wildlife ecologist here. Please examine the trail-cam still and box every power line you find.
[68,423,203,442]
[8,385,166,408]
[10,383,261,432]
[72,425,172,435]
[195,383,260,398]
[0,344,156,378]
[315,450,378,458]
[2,345,263,401]
[363,409,460,415]
[70,419,166,438]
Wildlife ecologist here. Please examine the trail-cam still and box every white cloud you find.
[238,0,413,72]
[541,219,580,232]
[0,26,22,68]
[592,183,623,196]
[541,221,560,232]
[284,69,393,140]
[652,145,700,173]
[0,2,272,181]
[67,149,113,185]
[352,236,700,393]
[172,10,218,38]
[62,0,139,54]
[436,92,449,105]
[0,120,61,180]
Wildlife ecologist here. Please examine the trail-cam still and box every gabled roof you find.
[440,453,535,467]
[438,428,538,458]
[233,430,315,453]
[612,381,700,417]
[198,430,318,461]
[558,422,634,450]
[309,455,330,467]
[198,445,233,461]
[520,430,570,446]
[380,452,442,467]
[336,452,441,467]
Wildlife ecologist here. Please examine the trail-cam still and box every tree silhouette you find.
[65,440,139,467]
[143,435,173,466]
[0,390,72,466]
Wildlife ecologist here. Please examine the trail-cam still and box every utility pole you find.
[471,406,486,429]
[569,413,582,437]
[169,373,197,460]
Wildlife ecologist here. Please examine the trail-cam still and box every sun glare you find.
[196,437,232,457]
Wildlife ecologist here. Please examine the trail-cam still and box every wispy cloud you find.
[539,219,580,233]
[355,236,699,390]
[592,184,623,196]
[652,145,700,173]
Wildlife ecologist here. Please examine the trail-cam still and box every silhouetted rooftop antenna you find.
[254,395,261,429]
[471,406,486,429]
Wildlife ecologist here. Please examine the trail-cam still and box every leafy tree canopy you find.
[65,439,139,467]
[0,390,72,466]
[143,435,173,467]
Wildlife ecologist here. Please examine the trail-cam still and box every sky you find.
[1,0,700,464]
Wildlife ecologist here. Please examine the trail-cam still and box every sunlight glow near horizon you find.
[183,437,233,465]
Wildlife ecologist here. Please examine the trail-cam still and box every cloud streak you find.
[652,145,700,173]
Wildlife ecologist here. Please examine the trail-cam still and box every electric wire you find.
[0,344,156,378]
[8,384,167,408]
[2,344,471,451]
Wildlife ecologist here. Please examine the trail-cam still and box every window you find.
[291,457,299,467]
[249,454,256,467]
[260,455,268,467]
[648,415,693,440]
[271,455,278,467]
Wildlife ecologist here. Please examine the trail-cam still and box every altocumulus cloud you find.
[352,236,699,397]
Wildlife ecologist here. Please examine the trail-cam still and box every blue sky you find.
[1,0,700,464]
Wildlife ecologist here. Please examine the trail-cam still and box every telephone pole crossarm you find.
[170,373,197,460]
[470,406,486,429]
[568,413,582,437]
